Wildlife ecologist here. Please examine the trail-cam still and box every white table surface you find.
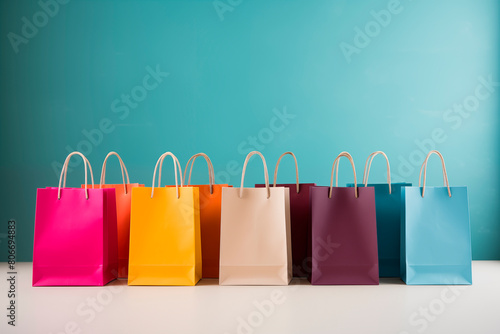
[1,261,499,334]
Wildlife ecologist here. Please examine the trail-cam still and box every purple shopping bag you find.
[33,152,118,286]
[256,152,315,277]
[310,152,379,285]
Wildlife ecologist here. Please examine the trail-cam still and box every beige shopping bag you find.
[219,151,292,285]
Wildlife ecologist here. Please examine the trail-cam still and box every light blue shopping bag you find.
[348,151,411,277]
[401,151,472,285]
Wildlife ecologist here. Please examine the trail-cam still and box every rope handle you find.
[100,151,131,194]
[273,152,299,193]
[329,152,358,198]
[418,150,451,198]
[183,153,215,194]
[157,154,183,188]
[362,151,391,194]
[58,152,95,200]
[151,152,183,199]
[61,154,93,188]
[239,151,270,199]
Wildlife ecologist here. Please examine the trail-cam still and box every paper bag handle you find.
[151,152,183,199]
[273,152,300,193]
[240,151,270,199]
[100,151,131,194]
[363,151,391,194]
[60,154,93,189]
[418,150,451,198]
[183,153,215,194]
[58,152,95,200]
[157,154,183,188]
[329,152,358,198]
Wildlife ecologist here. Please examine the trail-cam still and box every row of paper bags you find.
[32,149,472,286]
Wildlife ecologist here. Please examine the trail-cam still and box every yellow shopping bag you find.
[128,152,201,286]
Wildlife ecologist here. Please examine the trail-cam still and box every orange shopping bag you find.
[128,152,201,286]
[82,152,143,278]
[183,153,230,278]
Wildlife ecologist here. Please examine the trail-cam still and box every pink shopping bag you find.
[32,152,118,286]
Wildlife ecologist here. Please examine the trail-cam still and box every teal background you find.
[0,0,498,261]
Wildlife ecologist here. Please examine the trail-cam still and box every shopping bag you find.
[82,152,143,278]
[401,150,472,285]
[33,152,118,286]
[128,152,201,286]
[183,153,230,278]
[310,152,379,285]
[220,151,292,285]
[256,152,315,277]
[347,151,411,277]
